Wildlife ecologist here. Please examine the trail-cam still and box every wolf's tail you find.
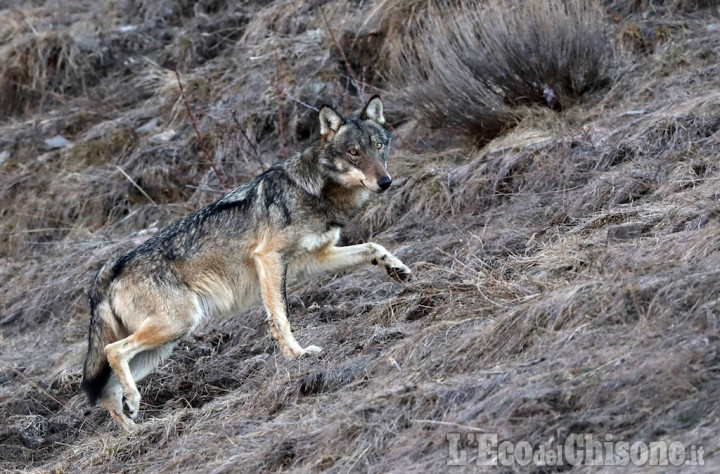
[81,267,119,405]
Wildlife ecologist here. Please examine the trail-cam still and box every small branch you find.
[116,165,157,205]
[360,66,367,100]
[336,73,386,94]
[231,110,266,171]
[388,356,402,371]
[319,5,364,102]
[186,184,227,194]
[284,91,319,112]
[273,49,286,160]
[172,64,227,188]
[196,105,266,172]
[411,419,488,432]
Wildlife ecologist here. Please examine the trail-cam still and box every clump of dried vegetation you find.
[2,0,720,472]
[387,0,614,143]
[0,30,93,116]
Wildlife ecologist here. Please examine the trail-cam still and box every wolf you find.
[81,96,412,432]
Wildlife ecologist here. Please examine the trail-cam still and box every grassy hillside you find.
[1,0,719,471]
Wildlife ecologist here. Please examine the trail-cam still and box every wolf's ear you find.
[361,95,385,125]
[319,105,343,140]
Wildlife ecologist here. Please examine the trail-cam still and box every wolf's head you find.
[317,96,393,193]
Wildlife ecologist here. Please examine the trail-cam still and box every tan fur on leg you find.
[290,242,412,283]
[254,249,320,358]
[100,384,136,433]
[104,318,194,419]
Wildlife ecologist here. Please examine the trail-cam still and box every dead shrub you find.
[0,31,94,117]
[3,2,720,472]
[388,0,614,143]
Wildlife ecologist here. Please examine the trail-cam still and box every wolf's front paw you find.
[381,255,412,282]
[302,345,323,356]
[372,252,413,283]
[386,263,412,282]
[123,390,141,419]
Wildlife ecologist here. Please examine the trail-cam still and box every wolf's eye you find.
[349,149,358,155]
[375,142,383,149]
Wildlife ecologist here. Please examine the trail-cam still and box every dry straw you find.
[2,0,720,471]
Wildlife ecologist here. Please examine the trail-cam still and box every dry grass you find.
[605,0,718,15]
[0,31,94,116]
[2,0,720,472]
[387,0,614,143]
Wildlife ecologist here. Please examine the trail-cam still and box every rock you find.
[136,118,161,133]
[607,222,648,242]
[149,129,176,143]
[43,135,72,149]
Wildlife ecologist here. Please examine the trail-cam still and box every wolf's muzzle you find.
[378,176,392,191]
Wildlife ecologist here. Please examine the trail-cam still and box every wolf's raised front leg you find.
[253,250,323,359]
[300,243,412,282]
[367,244,413,282]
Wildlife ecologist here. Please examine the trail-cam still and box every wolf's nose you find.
[378,176,392,191]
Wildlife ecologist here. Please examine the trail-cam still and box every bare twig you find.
[318,5,364,102]
[284,91,319,112]
[360,66,367,100]
[116,165,157,206]
[273,49,286,160]
[173,64,227,188]
[186,184,227,194]
[231,110,266,171]
[411,419,488,432]
[388,356,402,371]
[196,106,266,172]
[337,73,387,94]
[1,227,77,235]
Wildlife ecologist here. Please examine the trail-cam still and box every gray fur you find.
[82,95,412,432]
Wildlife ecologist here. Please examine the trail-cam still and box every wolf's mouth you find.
[361,180,385,194]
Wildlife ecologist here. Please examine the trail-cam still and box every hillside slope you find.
[1,1,719,471]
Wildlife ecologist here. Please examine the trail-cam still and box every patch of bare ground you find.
[1,1,720,472]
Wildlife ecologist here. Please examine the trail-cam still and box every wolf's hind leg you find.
[129,343,178,382]
[100,383,136,433]
[104,316,192,420]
